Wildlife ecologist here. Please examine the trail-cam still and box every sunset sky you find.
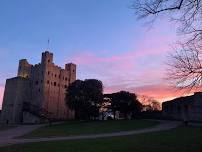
[0,0,186,109]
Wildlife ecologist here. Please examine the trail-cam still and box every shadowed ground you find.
[0,120,179,147]
[22,120,159,138]
[0,125,17,132]
[0,126,201,152]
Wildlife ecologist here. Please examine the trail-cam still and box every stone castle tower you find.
[1,51,76,124]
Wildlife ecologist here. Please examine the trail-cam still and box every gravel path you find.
[0,120,180,147]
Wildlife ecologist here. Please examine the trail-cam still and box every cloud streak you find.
[65,31,179,102]
[105,83,192,103]
[0,86,4,109]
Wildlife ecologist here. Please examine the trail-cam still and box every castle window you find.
[64,85,67,88]
[73,69,75,72]
[35,81,39,85]
[59,75,61,79]
[38,89,40,92]
[48,71,50,75]
[48,59,50,63]
[55,74,57,77]
[65,77,67,81]
[47,80,49,84]
[54,82,56,86]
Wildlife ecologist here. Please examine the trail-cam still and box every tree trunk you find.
[113,110,116,120]
[102,112,104,120]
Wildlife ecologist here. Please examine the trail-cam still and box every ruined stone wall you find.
[191,93,202,121]
[22,111,40,124]
[41,52,76,120]
[162,93,202,121]
[30,64,44,108]
[18,59,32,78]
[0,77,30,124]
[1,51,76,123]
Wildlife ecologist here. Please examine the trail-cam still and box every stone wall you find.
[1,51,76,124]
[0,77,30,124]
[22,111,41,124]
[39,52,76,119]
[162,92,202,121]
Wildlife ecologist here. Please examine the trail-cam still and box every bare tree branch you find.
[166,43,202,90]
[133,0,202,90]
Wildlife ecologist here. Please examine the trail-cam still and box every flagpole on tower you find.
[47,38,50,50]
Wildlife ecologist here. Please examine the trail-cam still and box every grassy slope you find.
[22,120,158,138]
[0,125,16,132]
[1,126,202,152]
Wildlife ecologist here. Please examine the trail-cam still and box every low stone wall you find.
[162,92,202,122]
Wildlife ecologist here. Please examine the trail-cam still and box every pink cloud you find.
[105,83,192,103]
[70,30,176,71]
[0,86,4,109]
[63,27,178,103]
[67,43,175,102]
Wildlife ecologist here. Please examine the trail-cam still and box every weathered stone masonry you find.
[162,92,202,121]
[1,51,76,124]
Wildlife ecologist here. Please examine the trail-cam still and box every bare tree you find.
[167,43,202,89]
[133,0,202,45]
[138,95,161,111]
[133,0,202,90]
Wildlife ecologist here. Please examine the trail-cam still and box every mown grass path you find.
[0,120,180,147]
[1,125,201,152]
[22,120,159,138]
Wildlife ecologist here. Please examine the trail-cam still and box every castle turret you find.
[2,51,77,124]
[41,51,53,65]
[17,59,32,78]
[65,63,76,83]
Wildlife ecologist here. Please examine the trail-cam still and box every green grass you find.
[1,126,202,152]
[22,120,158,138]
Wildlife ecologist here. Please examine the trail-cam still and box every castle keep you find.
[1,51,76,124]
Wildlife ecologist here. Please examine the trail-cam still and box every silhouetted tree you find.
[167,43,202,90]
[139,95,161,111]
[133,0,202,46]
[65,80,85,119]
[110,91,142,119]
[133,0,202,90]
[66,79,103,120]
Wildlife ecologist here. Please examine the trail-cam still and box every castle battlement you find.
[1,51,76,124]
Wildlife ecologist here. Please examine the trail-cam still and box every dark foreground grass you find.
[1,126,202,152]
[0,125,16,132]
[22,120,158,138]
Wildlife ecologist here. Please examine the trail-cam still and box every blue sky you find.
[0,0,179,108]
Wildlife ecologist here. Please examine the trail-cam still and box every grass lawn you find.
[0,125,16,132]
[22,120,159,138]
[1,126,202,152]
